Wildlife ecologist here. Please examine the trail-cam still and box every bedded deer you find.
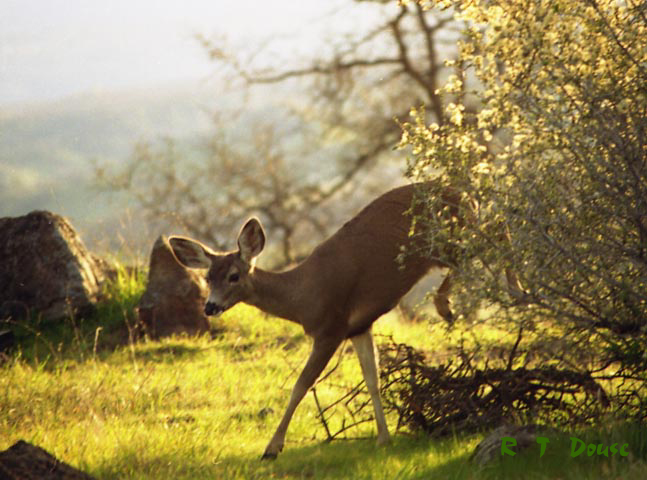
[168,182,512,459]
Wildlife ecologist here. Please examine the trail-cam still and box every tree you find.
[402,0,647,416]
[98,0,465,265]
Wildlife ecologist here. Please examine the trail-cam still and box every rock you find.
[0,440,95,479]
[470,424,558,465]
[136,235,210,339]
[0,211,108,322]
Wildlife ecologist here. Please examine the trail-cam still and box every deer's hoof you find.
[260,451,278,461]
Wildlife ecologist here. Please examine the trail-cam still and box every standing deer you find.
[168,182,467,459]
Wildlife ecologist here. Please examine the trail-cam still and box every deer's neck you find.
[247,266,308,325]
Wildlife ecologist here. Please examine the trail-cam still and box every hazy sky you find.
[0,0,395,248]
[0,0,354,105]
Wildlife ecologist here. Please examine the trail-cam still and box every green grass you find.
[1,271,646,478]
[5,262,146,367]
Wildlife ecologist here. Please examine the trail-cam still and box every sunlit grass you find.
[1,278,646,478]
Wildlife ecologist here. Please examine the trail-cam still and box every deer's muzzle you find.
[204,302,225,316]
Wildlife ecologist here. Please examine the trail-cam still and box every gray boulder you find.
[0,211,108,322]
[471,424,559,465]
[136,235,210,339]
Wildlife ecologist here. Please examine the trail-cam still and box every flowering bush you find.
[401,0,647,416]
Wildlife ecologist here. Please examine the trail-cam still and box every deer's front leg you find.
[262,336,341,460]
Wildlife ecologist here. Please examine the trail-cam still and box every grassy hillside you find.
[1,270,646,479]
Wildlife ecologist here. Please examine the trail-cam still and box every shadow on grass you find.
[90,435,476,480]
[89,430,647,480]
[266,436,475,480]
[3,314,127,367]
[131,341,206,364]
[4,313,211,368]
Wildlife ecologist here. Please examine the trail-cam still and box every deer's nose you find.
[204,302,217,317]
[204,302,223,316]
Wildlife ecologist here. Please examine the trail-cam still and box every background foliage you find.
[97,0,465,266]
[402,0,647,420]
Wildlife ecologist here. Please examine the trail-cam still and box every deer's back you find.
[302,183,439,334]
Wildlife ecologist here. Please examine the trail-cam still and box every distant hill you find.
[0,80,397,258]
[0,82,231,253]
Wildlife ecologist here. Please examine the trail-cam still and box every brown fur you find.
[168,182,464,459]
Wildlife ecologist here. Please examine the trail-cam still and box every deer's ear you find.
[237,217,265,264]
[168,236,213,269]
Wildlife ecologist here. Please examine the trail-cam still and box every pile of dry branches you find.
[377,339,609,436]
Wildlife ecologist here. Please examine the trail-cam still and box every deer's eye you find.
[228,273,240,283]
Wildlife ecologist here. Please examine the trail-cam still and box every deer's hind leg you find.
[351,328,390,446]
[433,273,454,323]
